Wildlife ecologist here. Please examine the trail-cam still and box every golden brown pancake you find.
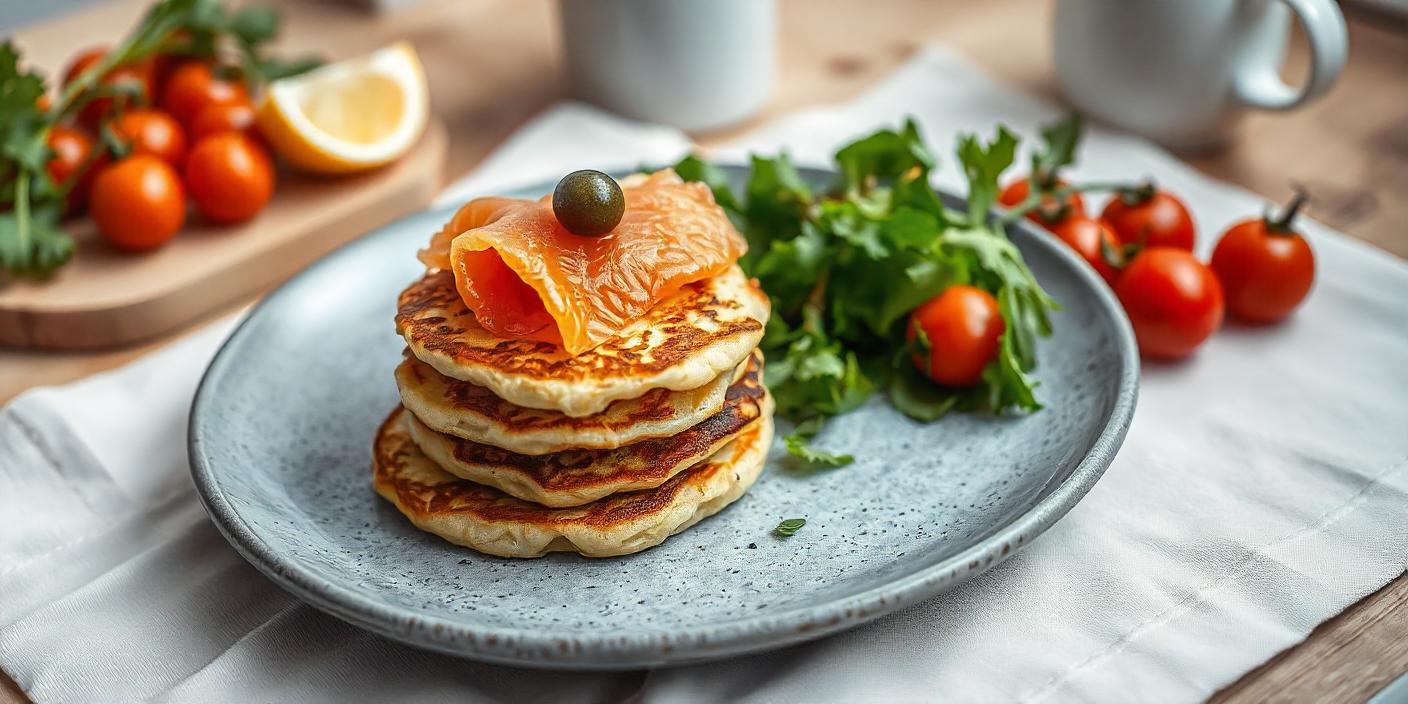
[395,265,769,417]
[396,349,759,456]
[403,357,767,506]
[372,403,773,558]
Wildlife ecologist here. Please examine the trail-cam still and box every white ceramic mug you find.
[557,0,777,132]
[1054,0,1348,150]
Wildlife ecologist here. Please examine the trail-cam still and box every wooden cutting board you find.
[0,120,447,349]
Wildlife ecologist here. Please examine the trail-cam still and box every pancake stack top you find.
[373,170,774,558]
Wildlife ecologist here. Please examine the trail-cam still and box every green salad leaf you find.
[782,416,854,468]
[673,119,1058,452]
[1030,114,1082,186]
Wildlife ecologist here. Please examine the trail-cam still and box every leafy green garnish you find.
[672,118,1060,438]
[835,119,935,195]
[774,518,807,537]
[1031,114,1082,186]
[149,0,322,86]
[0,42,72,276]
[673,154,741,215]
[782,416,854,468]
[956,126,1018,225]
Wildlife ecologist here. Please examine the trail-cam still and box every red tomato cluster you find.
[45,46,276,252]
[1000,177,1316,360]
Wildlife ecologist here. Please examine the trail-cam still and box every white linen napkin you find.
[2,46,1405,703]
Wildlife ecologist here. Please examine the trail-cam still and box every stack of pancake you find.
[372,184,773,557]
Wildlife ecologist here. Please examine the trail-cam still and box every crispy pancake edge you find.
[372,402,773,558]
[404,357,767,506]
[396,350,758,455]
[396,265,769,417]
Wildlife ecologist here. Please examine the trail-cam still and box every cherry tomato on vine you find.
[45,125,106,211]
[1047,215,1121,285]
[1210,191,1315,324]
[62,47,107,86]
[185,133,275,223]
[149,30,194,96]
[160,62,251,126]
[1101,185,1196,251]
[907,285,1006,387]
[998,176,1086,226]
[63,46,156,129]
[1115,247,1224,359]
[189,102,259,142]
[90,154,186,251]
[111,109,187,167]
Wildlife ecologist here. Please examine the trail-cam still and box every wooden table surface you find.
[3,0,1405,701]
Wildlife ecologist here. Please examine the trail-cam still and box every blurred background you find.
[5,0,1403,257]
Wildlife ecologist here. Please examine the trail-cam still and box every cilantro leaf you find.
[740,153,812,271]
[774,518,807,537]
[0,44,72,277]
[672,154,741,214]
[754,221,831,316]
[0,43,47,173]
[746,153,811,220]
[230,5,279,44]
[253,55,322,82]
[1031,114,1082,185]
[835,118,935,194]
[765,327,875,420]
[0,206,74,277]
[957,125,1018,226]
[784,433,854,467]
[781,415,854,468]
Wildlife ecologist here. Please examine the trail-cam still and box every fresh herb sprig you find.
[673,120,1058,464]
[0,0,317,278]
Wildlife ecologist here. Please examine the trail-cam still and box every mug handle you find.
[1235,0,1348,111]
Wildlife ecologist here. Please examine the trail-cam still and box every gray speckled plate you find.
[189,167,1138,669]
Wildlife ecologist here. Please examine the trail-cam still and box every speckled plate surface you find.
[189,167,1138,669]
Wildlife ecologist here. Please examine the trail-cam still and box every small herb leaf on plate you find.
[774,518,807,537]
[783,432,854,468]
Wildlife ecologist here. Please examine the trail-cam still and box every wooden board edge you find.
[0,122,447,350]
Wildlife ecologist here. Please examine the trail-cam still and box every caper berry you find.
[552,170,624,237]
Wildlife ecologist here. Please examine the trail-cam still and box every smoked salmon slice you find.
[419,169,747,356]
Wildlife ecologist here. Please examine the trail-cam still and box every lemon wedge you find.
[256,42,429,174]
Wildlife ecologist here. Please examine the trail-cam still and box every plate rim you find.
[189,166,1140,669]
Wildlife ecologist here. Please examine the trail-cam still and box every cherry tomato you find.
[185,133,275,223]
[1047,215,1121,285]
[1101,186,1196,250]
[45,125,106,211]
[161,62,251,126]
[1210,191,1315,323]
[999,176,1086,226]
[1115,247,1224,359]
[90,154,186,251]
[63,47,156,129]
[36,94,52,113]
[189,102,258,142]
[111,109,187,166]
[61,46,108,87]
[149,30,194,96]
[907,285,1005,387]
